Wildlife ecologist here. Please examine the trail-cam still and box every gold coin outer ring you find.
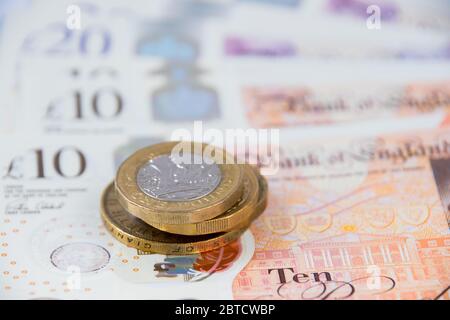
[115,141,244,224]
[219,168,268,231]
[150,165,259,235]
[245,169,268,227]
[100,184,245,255]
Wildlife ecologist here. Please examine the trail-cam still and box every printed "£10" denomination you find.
[0,136,130,216]
[13,58,166,136]
[233,128,450,300]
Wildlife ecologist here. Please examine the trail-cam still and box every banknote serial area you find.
[0,0,449,302]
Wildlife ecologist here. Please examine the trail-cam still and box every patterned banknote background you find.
[233,130,450,299]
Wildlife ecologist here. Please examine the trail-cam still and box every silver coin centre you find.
[136,154,222,201]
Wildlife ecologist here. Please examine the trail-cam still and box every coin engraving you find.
[148,166,260,235]
[136,154,221,201]
[115,141,244,224]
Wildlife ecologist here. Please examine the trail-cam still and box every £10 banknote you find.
[0,135,255,299]
[232,127,450,300]
[1,129,449,299]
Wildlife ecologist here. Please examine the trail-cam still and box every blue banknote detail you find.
[136,33,197,62]
[152,66,220,121]
[154,256,198,278]
[137,28,220,122]
[136,32,198,62]
[175,0,232,18]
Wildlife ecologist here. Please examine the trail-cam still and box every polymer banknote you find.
[201,0,450,61]
[1,129,449,299]
[232,128,450,300]
[0,136,255,299]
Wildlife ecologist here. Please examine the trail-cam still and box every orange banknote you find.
[233,128,450,300]
[243,81,450,127]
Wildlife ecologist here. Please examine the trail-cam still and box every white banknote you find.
[0,135,256,299]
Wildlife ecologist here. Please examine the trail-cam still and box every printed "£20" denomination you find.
[232,128,450,300]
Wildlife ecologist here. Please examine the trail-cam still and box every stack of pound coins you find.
[100,141,268,255]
